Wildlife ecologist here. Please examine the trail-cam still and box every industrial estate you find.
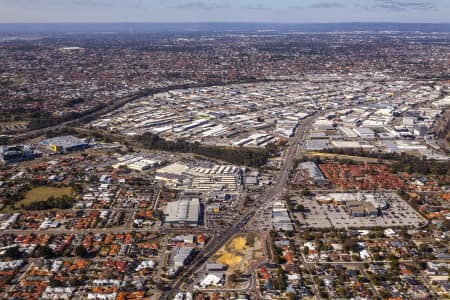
[0,23,449,300]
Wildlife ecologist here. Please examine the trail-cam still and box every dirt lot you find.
[214,234,265,288]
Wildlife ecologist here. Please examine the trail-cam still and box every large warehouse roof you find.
[157,163,189,175]
[165,198,200,225]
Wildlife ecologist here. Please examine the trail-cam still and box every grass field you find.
[14,186,73,209]
[306,151,384,163]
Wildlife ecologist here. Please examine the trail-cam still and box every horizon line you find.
[1,21,450,25]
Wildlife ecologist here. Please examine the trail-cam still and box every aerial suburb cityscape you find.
[0,1,450,300]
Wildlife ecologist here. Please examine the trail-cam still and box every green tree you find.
[74,245,88,257]
[302,189,312,196]
[3,246,21,259]
[342,239,360,252]
[37,245,55,258]
[296,204,306,212]
[287,292,297,300]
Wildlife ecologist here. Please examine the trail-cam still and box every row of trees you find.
[139,132,272,167]
[28,103,107,130]
[22,195,74,210]
[320,147,404,160]
[435,108,450,142]
[65,97,85,107]
[317,148,450,175]
[390,156,450,175]
[2,244,89,260]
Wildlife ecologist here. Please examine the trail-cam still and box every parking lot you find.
[294,200,332,228]
[295,193,427,229]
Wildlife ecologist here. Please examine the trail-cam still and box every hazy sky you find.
[0,0,449,23]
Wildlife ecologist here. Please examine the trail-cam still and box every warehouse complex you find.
[41,135,89,153]
[164,198,200,226]
[0,145,36,163]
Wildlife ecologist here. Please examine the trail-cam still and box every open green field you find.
[13,186,73,209]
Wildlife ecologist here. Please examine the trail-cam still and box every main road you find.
[162,113,319,299]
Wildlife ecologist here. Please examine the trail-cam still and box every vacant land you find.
[213,234,264,288]
[216,236,248,271]
[306,152,383,163]
[15,186,73,208]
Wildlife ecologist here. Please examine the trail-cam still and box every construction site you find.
[213,234,264,288]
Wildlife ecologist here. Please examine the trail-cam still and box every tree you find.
[70,277,84,286]
[287,292,297,300]
[303,246,310,255]
[74,245,88,257]
[342,239,360,252]
[139,132,272,167]
[319,289,329,298]
[156,282,168,291]
[246,234,256,247]
[304,232,315,241]
[296,204,306,212]
[228,274,238,283]
[301,189,312,196]
[243,195,251,207]
[3,246,21,259]
[23,194,74,210]
[37,245,55,258]
[442,219,450,231]
[72,184,83,194]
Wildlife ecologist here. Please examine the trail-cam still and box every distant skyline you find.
[0,0,449,23]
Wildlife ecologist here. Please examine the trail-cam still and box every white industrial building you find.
[353,127,376,139]
[297,162,328,186]
[113,155,160,171]
[331,140,362,149]
[127,159,160,171]
[305,139,331,151]
[165,198,200,226]
[172,246,195,267]
[157,163,189,176]
[272,202,294,231]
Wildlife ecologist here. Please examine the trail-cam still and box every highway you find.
[162,114,318,299]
